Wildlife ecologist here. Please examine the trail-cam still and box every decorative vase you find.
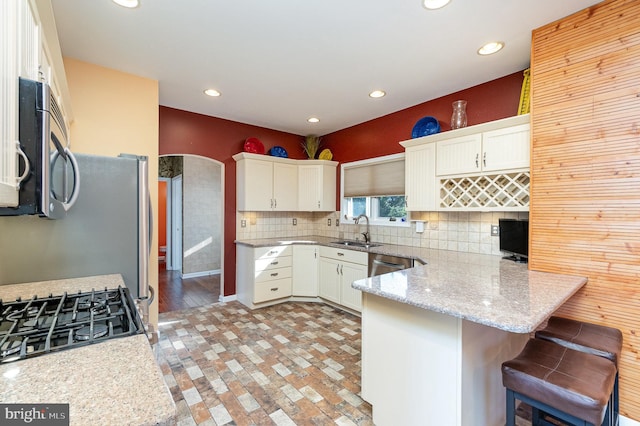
[450,100,467,129]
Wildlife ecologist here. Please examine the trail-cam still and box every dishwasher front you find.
[368,253,415,277]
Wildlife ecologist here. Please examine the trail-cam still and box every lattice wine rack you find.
[439,172,530,210]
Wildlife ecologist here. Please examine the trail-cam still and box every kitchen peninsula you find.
[352,250,587,426]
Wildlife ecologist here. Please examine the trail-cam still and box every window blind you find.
[343,157,405,197]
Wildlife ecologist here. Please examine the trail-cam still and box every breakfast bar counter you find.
[351,251,587,426]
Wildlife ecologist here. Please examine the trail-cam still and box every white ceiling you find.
[51,0,600,136]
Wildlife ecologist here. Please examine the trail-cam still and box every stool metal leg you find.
[506,389,516,426]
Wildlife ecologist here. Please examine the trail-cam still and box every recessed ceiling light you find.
[112,0,139,8]
[477,41,505,55]
[307,117,320,123]
[369,90,386,98]
[422,0,451,10]
[204,89,221,97]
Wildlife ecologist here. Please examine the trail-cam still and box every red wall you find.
[158,70,525,296]
[159,110,304,296]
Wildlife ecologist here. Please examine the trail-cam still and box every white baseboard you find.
[621,415,639,426]
[219,294,237,303]
[181,269,221,279]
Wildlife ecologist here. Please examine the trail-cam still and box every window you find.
[341,154,408,227]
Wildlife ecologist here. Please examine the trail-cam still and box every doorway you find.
[158,155,224,312]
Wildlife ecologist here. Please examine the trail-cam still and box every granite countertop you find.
[235,235,430,264]
[235,236,587,334]
[0,275,176,426]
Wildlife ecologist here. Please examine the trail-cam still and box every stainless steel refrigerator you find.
[0,153,151,306]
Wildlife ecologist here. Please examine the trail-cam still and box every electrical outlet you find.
[336,218,339,227]
[327,218,332,226]
[491,225,499,236]
[241,219,247,228]
[292,218,297,226]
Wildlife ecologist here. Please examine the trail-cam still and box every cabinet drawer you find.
[255,255,293,273]
[319,246,368,265]
[254,245,292,259]
[255,266,292,283]
[254,278,292,303]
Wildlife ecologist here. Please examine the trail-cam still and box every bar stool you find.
[502,338,617,426]
[536,316,622,425]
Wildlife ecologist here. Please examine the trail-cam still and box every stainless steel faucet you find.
[355,214,371,244]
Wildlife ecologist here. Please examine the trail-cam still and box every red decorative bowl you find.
[244,137,265,154]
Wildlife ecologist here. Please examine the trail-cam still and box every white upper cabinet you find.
[272,162,298,211]
[235,154,298,211]
[436,134,482,176]
[436,117,530,176]
[404,142,436,211]
[234,153,337,212]
[481,124,530,172]
[298,162,337,211]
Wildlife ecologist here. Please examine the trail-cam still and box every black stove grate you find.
[0,286,144,363]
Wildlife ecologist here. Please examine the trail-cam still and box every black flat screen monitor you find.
[499,218,529,263]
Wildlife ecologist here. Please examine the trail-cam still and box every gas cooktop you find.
[0,286,144,363]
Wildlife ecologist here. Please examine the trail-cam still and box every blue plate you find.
[411,116,441,138]
[269,146,288,158]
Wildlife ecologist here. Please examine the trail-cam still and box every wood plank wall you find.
[530,0,640,420]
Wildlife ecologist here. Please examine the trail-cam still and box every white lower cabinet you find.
[292,245,318,297]
[318,246,367,312]
[236,245,293,308]
[237,243,367,312]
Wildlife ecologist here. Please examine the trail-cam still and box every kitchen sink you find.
[331,240,382,249]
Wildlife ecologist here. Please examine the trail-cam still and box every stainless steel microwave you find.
[0,77,79,219]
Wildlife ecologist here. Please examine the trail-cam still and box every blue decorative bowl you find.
[269,146,288,158]
[411,116,441,138]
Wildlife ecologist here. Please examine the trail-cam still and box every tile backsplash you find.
[236,211,529,256]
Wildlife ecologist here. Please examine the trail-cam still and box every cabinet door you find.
[273,162,297,211]
[298,164,337,211]
[18,0,40,81]
[0,1,19,207]
[297,165,321,211]
[340,261,368,312]
[436,134,482,176]
[292,245,318,296]
[318,257,340,303]
[405,143,436,211]
[482,123,530,172]
[237,158,273,211]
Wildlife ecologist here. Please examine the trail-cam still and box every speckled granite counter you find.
[236,236,587,333]
[0,275,176,426]
[352,249,587,334]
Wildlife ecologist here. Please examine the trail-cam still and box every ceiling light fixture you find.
[477,41,505,56]
[204,89,221,97]
[369,90,386,98]
[307,117,320,123]
[112,0,139,8]
[422,0,451,10]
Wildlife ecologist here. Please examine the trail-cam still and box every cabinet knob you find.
[483,152,487,167]
[271,261,279,265]
[270,272,278,277]
[475,153,479,168]
[337,252,344,256]
[270,287,279,291]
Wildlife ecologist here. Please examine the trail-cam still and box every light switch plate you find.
[327,218,332,226]
[292,218,297,226]
[491,225,499,236]
[241,219,247,228]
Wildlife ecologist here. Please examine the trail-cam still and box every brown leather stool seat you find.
[535,316,622,366]
[536,316,622,425]
[502,338,617,426]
